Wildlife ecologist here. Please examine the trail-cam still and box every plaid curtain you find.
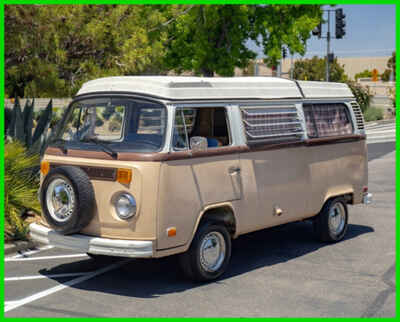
[303,104,353,138]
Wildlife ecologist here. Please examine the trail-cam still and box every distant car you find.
[30,76,372,282]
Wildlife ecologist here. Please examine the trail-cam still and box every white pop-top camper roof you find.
[76,76,354,100]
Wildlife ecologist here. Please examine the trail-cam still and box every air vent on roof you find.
[241,106,304,144]
[168,81,212,88]
[350,102,365,130]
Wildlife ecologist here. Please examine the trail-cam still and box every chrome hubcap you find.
[46,178,75,222]
[328,202,346,235]
[199,231,226,272]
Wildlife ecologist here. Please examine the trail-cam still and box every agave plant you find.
[5,141,40,241]
[6,97,54,156]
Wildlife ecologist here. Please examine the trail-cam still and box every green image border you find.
[1,1,398,320]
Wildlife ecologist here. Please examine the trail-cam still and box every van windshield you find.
[52,97,167,152]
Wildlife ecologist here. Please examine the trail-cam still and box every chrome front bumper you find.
[29,223,154,258]
[362,193,373,205]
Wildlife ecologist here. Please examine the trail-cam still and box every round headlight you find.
[115,193,136,219]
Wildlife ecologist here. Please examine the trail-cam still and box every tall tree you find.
[165,5,323,76]
[381,51,396,82]
[292,56,348,82]
[165,5,257,77]
[5,5,323,96]
[5,5,173,97]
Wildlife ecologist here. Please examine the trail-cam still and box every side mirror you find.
[190,136,207,152]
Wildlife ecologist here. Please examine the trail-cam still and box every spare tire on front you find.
[40,165,96,235]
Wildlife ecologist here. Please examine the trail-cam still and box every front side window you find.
[53,97,166,152]
[172,107,230,150]
[303,103,353,138]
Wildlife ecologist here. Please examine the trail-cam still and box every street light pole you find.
[326,11,331,82]
[290,52,294,79]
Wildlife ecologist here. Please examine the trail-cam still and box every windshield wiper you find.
[82,137,118,159]
[51,138,68,154]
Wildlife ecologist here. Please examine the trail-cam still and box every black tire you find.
[40,166,95,235]
[179,222,232,282]
[86,253,117,263]
[313,196,348,242]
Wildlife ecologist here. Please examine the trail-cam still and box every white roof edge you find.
[296,80,354,98]
[76,76,302,100]
[76,76,354,100]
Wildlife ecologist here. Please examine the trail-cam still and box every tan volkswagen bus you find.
[30,76,372,281]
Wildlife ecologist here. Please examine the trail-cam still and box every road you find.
[5,135,396,317]
[365,120,396,144]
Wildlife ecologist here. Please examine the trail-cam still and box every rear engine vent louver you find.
[350,102,365,130]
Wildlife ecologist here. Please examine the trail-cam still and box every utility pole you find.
[311,8,346,82]
[277,56,282,77]
[326,12,331,82]
[290,52,294,79]
[254,60,259,76]
[279,47,287,78]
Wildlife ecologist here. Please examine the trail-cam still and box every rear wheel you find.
[179,222,231,282]
[313,197,348,242]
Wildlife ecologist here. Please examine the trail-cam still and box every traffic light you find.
[282,47,287,59]
[312,23,322,38]
[335,8,346,39]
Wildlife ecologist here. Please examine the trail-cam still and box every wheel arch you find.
[185,203,237,251]
[320,191,354,213]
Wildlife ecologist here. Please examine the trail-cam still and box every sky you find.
[248,5,396,59]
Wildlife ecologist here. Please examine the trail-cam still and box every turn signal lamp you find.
[117,168,132,184]
[167,227,177,237]
[40,161,50,176]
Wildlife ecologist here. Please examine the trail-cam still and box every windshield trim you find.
[50,94,169,154]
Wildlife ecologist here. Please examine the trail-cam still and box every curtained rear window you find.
[303,103,353,138]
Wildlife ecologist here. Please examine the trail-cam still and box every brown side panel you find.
[157,159,203,250]
[157,153,241,250]
[237,146,310,234]
[306,139,367,214]
[235,138,367,235]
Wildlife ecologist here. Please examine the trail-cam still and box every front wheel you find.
[179,222,232,282]
[313,197,348,242]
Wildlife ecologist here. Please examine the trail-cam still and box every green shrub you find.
[364,107,384,122]
[354,69,372,80]
[346,81,372,113]
[5,141,40,241]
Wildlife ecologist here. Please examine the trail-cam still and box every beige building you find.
[235,56,391,81]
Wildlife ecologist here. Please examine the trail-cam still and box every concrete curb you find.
[4,240,39,256]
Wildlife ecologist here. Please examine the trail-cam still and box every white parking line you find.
[5,259,130,313]
[367,129,396,135]
[7,245,54,259]
[5,254,88,262]
[367,138,396,144]
[5,272,90,282]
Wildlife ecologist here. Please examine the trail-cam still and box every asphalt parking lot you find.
[5,142,396,317]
